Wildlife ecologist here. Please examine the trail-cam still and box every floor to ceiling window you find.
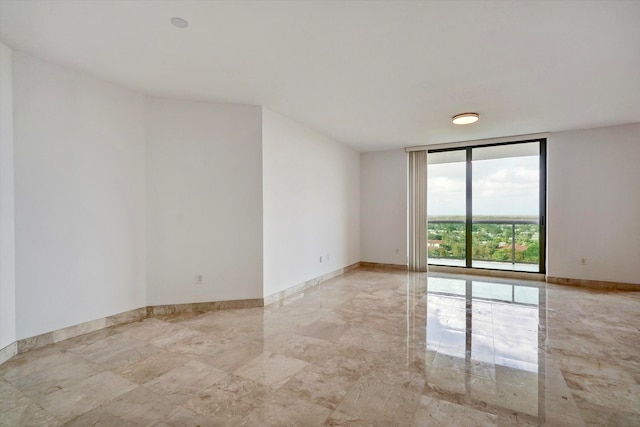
[427,139,546,273]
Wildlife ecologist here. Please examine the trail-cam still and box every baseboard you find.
[0,342,18,365]
[17,307,148,353]
[6,297,265,364]
[359,262,409,272]
[11,264,630,366]
[263,262,361,306]
[4,263,361,365]
[547,276,639,291]
[147,299,264,316]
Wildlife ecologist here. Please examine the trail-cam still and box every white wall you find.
[262,109,360,297]
[0,42,16,348]
[548,123,640,284]
[12,53,147,339]
[145,98,263,304]
[9,45,637,349]
[360,149,407,265]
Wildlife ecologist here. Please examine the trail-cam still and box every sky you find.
[427,156,539,217]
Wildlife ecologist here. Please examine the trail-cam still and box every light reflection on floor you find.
[425,276,544,420]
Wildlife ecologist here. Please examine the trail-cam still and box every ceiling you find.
[1,0,639,152]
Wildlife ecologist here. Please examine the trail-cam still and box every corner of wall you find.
[145,98,264,305]
[0,41,17,350]
[547,124,640,285]
[360,149,408,266]
[262,110,361,297]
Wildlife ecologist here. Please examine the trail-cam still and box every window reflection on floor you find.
[425,275,545,419]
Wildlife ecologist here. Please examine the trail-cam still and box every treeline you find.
[428,221,540,263]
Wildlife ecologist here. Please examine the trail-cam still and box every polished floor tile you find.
[0,269,639,426]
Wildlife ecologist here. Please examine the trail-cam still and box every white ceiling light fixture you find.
[452,112,479,125]
[170,17,189,29]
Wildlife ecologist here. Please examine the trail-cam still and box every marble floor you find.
[1,269,639,426]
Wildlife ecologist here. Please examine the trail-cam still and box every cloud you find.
[474,166,539,197]
[428,156,540,216]
[429,176,465,193]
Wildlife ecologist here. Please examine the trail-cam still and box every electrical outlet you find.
[319,256,323,263]
[196,274,203,284]
[580,258,586,265]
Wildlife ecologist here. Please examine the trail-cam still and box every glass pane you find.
[427,150,466,267]
[471,143,540,272]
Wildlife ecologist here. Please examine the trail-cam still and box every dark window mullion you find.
[466,147,472,268]
[539,139,547,274]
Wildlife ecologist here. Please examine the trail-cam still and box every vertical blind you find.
[408,150,427,271]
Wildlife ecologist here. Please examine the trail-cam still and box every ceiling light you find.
[452,113,479,125]
[171,17,189,29]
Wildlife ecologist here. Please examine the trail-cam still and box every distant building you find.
[498,243,528,251]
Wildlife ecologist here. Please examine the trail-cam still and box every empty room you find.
[0,1,638,426]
